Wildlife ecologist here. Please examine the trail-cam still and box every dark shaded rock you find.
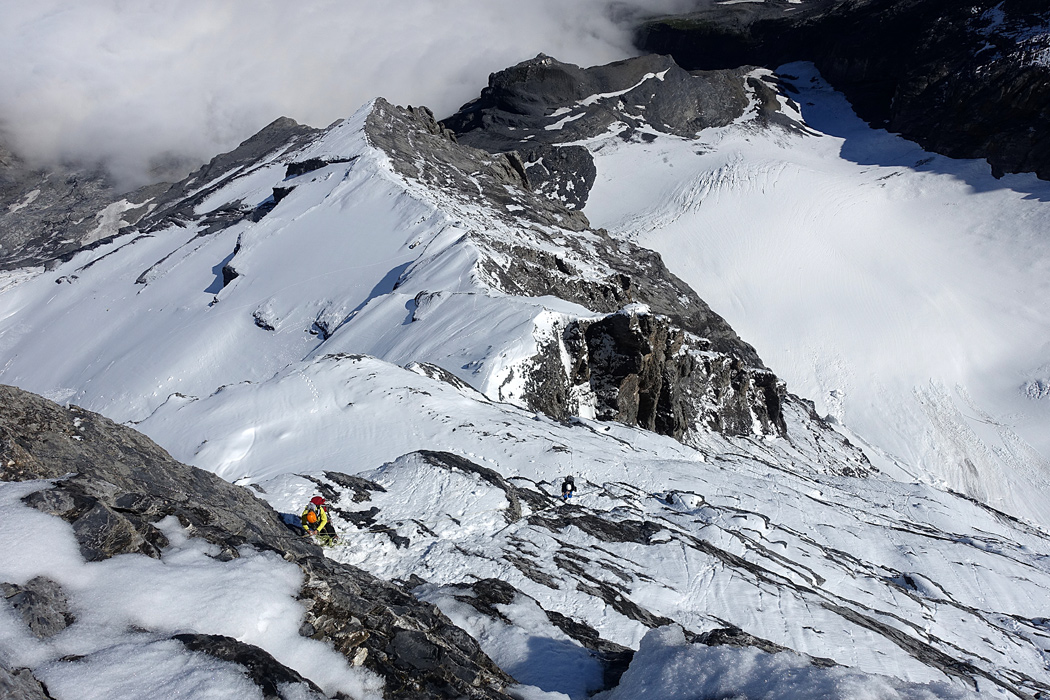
[504,553,561,589]
[518,145,596,210]
[0,117,318,273]
[575,578,675,629]
[0,133,168,273]
[135,117,319,234]
[576,308,785,439]
[445,53,756,149]
[445,577,637,692]
[1,577,75,639]
[452,578,517,624]
[365,99,590,233]
[174,633,326,699]
[406,362,488,399]
[0,384,516,700]
[697,625,794,656]
[530,509,663,545]
[522,306,785,442]
[544,609,635,689]
[639,0,1050,180]
[323,471,387,503]
[285,156,358,180]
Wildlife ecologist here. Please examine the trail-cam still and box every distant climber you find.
[561,475,576,500]
[301,495,338,544]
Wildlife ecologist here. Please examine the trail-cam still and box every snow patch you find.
[7,188,40,213]
[596,625,982,700]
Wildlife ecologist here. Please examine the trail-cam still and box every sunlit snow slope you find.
[584,62,1050,528]
[0,102,577,427]
[138,353,1050,699]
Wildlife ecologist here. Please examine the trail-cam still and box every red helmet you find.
[310,496,325,506]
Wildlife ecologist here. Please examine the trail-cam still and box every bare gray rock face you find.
[174,633,329,700]
[444,53,766,151]
[569,307,786,439]
[520,306,787,441]
[0,143,162,272]
[0,660,51,700]
[1,577,75,639]
[0,384,516,700]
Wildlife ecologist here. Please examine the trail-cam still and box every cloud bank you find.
[0,0,695,188]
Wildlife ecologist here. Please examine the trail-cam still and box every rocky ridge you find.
[0,117,318,273]
[442,53,800,210]
[363,60,800,444]
[0,145,160,273]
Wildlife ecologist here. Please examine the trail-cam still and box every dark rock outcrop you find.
[639,0,1050,180]
[569,307,785,439]
[0,384,515,700]
[445,53,767,151]
[0,144,162,272]
[1,577,75,639]
[523,306,785,441]
[0,660,51,700]
[442,53,794,209]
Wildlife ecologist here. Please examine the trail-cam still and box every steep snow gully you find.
[1,52,1050,700]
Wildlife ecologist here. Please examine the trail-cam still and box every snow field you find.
[595,625,983,700]
[583,61,1050,528]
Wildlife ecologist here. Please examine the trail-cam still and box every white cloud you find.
[0,0,696,188]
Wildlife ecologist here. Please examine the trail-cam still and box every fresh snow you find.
[596,625,982,700]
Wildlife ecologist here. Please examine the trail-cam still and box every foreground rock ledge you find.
[0,383,515,700]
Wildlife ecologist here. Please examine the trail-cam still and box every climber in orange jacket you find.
[301,495,338,544]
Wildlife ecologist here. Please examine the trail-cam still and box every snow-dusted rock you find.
[0,384,516,700]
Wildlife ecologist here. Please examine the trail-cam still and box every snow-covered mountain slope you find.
[2,53,1050,700]
[580,61,1050,528]
[137,353,1050,698]
[0,80,791,449]
[639,0,1050,181]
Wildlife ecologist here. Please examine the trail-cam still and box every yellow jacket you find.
[301,503,328,532]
